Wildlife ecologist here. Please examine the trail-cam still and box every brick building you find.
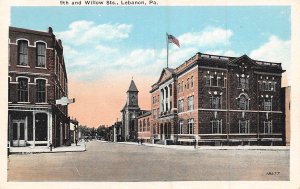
[150,52,285,146]
[136,111,152,143]
[8,26,70,148]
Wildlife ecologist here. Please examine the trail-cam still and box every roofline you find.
[9,26,53,37]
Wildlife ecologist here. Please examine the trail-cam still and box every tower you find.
[121,79,140,141]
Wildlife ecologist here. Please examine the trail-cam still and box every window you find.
[18,78,29,102]
[205,74,211,86]
[188,119,194,134]
[188,96,194,110]
[259,81,276,91]
[210,96,221,109]
[187,78,190,89]
[36,42,46,67]
[263,98,272,111]
[239,120,250,133]
[178,99,184,113]
[36,79,46,103]
[147,118,150,131]
[238,77,249,89]
[264,120,272,134]
[211,119,222,134]
[177,83,180,93]
[139,121,142,132]
[178,121,183,134]
[181,81,184,92]
[18,40,28,66]
[191,76,194,88]
[238,95,249,110]
[143,119,146,132]
[211,75,218,86]
[217,76,225,87]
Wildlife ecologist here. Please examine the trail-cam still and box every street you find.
[8,140,289,181]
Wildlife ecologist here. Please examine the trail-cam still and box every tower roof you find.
[127,80,139,92]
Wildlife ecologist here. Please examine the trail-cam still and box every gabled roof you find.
[156,67,175,85]
[127,80,138,92]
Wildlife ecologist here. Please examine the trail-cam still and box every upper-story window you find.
[259,81,276,92]
[206,73,225,87]
[17,40,28,66]
[177,83,180,93]
[178,99,184,113]
[238,94,249,110]
[36,79,46,103]
[181,81,184,92]
[187,78,190,89]
[191,76,194,88]
[36,42,46,67]
[237,77,249,89]
[188,96,194,110]
[210,96,221,109]
[18,78,29,102]
[263,98,272,111]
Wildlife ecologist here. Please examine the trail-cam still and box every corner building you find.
[150,52,285,146]
[8,27,69,148]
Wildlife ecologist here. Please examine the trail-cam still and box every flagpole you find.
[166,33,169,68]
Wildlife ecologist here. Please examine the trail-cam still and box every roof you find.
[127,80,139,92]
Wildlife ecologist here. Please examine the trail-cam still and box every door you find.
[12,120,26,147]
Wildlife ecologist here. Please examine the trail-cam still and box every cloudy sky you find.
[11,6,291,127]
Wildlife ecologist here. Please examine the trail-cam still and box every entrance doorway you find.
[12,120,26,147]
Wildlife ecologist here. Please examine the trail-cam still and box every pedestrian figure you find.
[137,139,139,145]
[75,139,78,146]
[141,138,143,145]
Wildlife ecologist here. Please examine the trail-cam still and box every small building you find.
[136,111,152,143]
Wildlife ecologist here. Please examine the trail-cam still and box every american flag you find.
[167,34,180,47]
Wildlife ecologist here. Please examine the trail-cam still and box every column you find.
[48,111,52,147]
[164,87,167,112]
[33,112,35,147]
[168,85,171,111]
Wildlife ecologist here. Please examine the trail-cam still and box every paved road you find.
[8,140,289,181]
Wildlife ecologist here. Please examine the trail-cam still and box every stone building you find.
[150,52,285,146]
[121,79,140,141]
[8,26,70,148]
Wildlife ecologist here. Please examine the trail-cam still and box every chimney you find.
[48,27,53,34]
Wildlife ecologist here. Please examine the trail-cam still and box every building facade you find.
[150,52,285,146]
[8,26,69,148]
[136,111,152,143]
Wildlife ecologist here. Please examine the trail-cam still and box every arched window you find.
[139,120,142,132]
[36,79,46,103]
[18,78,29,102]
[187,78,190,89]
[143,119,146,132]
[36,42,46,67]
[147,118,150,131]
[18,40,28,66]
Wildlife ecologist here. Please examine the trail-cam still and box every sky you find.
[11,6,291,127]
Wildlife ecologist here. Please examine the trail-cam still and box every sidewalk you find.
[9,141,86,154]
[117,141,290,151]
